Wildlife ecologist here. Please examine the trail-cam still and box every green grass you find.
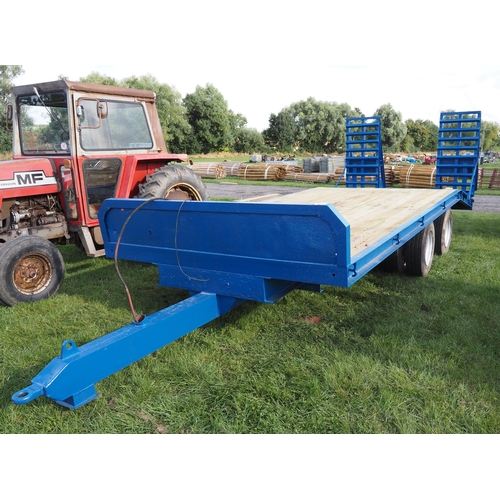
[1,211,500,434]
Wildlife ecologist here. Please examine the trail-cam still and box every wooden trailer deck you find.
[263,187,459,258]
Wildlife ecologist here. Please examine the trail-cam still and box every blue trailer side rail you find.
[96,189,463,292]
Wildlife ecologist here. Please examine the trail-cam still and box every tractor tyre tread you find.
[137,165,209,201]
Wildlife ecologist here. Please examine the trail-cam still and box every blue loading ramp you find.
[436,111,481,208]
[345,116,386,188]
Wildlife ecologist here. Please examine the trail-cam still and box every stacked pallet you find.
[303,157,321,173]
[284,172,332,183]
[188,162,226,179]
[238,163,287,181]
[302,156,345,174]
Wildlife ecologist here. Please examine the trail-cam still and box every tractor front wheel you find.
[137,165,209,201]
[0,236,65,306]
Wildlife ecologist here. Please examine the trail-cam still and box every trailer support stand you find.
[12,292,243,409]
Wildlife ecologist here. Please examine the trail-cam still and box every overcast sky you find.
[8,0,498,132]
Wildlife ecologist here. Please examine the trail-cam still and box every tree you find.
[0,65,24,152]
[227,110,252,152]
[284,98,361,153]
[289,98,337,152]
[418,119,438,151]
[481,120,500,151]
[80,71,119,86]
[399,132,415,153]
[374,103,407,152]
[404,119,437,152]
[183,84,233,154]
[263,110,297,153]
[234,128,264,153]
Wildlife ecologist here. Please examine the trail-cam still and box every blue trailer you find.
[12,111,482,409]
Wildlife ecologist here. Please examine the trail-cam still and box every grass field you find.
[1,208,499,434]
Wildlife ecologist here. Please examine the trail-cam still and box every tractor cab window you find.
[82,158,122,219]
[78,99,153,151]
[18,90,70,155]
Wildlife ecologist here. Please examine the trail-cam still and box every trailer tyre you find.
[434,210,452,255]
[0,236,65,306]
[406,223,435,277]
[137,165,209,201]
[380,246,407,273]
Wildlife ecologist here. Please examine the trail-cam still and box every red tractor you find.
[0,80,208,306]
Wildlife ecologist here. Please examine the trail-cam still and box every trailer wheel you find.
[406,223,435,277]
[380,246,407,273]
[137,165,209,201]
[0,236,65,306]
[434,210,452,255]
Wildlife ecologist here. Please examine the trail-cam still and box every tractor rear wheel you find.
[0,236,65,306]
[137,165,209,201]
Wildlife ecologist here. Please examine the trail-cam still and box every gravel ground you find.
[473,195,500,214]
[206,183,500,214]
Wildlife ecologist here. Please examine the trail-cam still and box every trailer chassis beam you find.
[12,292,244,409]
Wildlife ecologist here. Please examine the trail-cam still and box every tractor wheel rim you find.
[164,182,203,201]
[13,254,53,295]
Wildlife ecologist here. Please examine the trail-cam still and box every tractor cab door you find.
[79,157,122,219]
[72,93,154,223]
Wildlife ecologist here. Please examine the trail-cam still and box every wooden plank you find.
[265,187,455,257]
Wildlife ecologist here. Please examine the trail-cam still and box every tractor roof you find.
[12,80,156,102]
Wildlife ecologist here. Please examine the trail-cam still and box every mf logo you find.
[16,172,46,185]
[0,170,58,189]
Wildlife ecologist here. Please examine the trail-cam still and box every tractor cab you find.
[0,80,200,306]
[10,81,166,227]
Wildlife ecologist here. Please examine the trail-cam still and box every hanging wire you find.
[174,200,209,283]
[114,197,209,324]
[114,197,160,324]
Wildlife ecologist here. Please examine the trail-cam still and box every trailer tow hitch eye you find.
[12,384,44,404]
